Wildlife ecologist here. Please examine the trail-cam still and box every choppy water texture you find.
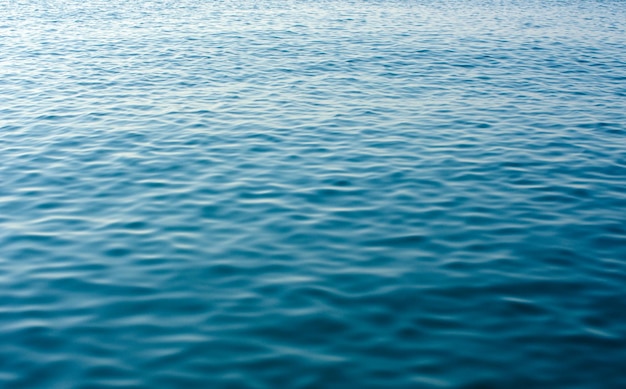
[1,0,626,387]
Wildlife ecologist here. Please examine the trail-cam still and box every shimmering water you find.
[1,0,626,387]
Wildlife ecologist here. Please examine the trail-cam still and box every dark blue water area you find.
[1,0,626,387]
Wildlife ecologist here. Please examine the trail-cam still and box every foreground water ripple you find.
[1,0,626,387]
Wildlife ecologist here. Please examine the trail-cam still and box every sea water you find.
[1,0,625,387]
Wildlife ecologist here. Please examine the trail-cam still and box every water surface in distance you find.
[1,0,626,388]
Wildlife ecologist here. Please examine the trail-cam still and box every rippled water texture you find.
[1,0,626,387]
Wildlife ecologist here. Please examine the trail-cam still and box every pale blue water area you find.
[1,0,626,387]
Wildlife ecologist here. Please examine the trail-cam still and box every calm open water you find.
[1,0,626,387]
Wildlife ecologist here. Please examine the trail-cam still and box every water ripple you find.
[2,0,626,388]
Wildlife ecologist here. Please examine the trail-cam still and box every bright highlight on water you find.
[1,0,625,388]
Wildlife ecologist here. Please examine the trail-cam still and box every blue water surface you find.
[1,0,626,387]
